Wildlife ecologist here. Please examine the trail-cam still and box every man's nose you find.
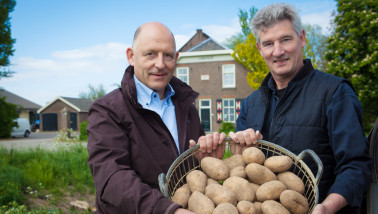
[155,54,165,69]
[273,43,284,57]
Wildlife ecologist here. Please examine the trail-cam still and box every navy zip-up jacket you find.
[236,59,371,213]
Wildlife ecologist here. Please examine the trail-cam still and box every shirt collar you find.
[133,75,175,106]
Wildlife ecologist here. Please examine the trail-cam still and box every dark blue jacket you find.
[237,60,371,213]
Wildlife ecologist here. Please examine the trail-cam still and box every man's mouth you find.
[274,58,289,63]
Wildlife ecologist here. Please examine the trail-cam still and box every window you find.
[222,64,235,88]
[223,99,235,122]
[176,67,189,85]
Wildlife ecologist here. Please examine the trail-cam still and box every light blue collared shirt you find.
[133,75,180,154]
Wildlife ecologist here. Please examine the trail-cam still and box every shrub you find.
[0,165,26,205]
[218,122,236,136]
[79,120,88,141]
[0,96,18,138]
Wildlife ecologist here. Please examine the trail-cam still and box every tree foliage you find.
[0,96,18,138]
[79,84,106,101]
[325,0,378,129]
[303,24,328,71]
[0,0,16,79]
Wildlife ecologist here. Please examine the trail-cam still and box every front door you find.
[199,99,211,133]
[70,112,77,130]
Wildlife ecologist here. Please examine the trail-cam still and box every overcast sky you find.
[0,0,337,106]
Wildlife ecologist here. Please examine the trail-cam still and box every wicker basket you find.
[159,138,323,213]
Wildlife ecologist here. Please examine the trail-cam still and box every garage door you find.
[42,113,58,131]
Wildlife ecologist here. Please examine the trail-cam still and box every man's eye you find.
[263,42,273,47]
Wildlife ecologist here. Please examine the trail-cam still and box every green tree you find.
[303,24,328,71]
[325,0,378,130]
[79,84,106,101]
[0,96,18,138]
[0,0,16,79]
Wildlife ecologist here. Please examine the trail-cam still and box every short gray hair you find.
[251,3,302,44]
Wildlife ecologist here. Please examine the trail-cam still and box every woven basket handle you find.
[297,149,323,185]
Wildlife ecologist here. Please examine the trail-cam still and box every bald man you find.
[87,22,225,214]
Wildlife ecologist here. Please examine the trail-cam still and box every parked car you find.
[11,118,31,137]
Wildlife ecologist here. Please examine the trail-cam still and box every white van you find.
[11,118,31,137]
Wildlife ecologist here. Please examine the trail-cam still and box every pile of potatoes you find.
[171,147,310,214]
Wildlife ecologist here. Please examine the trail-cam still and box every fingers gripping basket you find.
[158,139,323,213]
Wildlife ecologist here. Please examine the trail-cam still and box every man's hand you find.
[189,132,226,159]
[229,128,263,147]
[173,208,196,214]
[312,193,348,214]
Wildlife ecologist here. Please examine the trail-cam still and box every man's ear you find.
[300,29,306,48]
[256,42,263,56]
[175,51,179,62]
[126,48,135,66]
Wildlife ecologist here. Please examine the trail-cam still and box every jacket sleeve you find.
[87,98,181,214]
[326,82,372,208]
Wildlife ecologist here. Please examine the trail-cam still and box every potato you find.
[188,191,215,214]
[280,190,309,214]
[277,171,305,195]
[201,157,229,181]
[213,203,238,214]
[261,200,290,214]
[230,166,247,178]
[242,147,265,165]
[223,154,245,170]
[245,163,277,185]
[249,183,260,202]
[205,184,237,206]
[186,170,207,193]
[253,202,262,214]
[171,184,191,208]
[207,178,221,186]
[256,180,286,202]
[223,176,255,202]
[237,201,257,214]
[264,155,293,173]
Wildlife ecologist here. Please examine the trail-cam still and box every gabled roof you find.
[37,96,93,113]
[179,29,227,52]
[0,88,41,110]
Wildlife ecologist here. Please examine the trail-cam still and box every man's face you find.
[127,24,179,98]
[256,19,306,82]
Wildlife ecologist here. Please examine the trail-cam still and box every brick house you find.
[37,97,92,131]
[0,88,41,125]
[175,29,254,133]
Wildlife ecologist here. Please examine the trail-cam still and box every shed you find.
[37,97,93,131]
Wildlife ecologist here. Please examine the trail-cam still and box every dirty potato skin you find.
[256,180,287,201]
[188,191,215,214]
[242,147,265,165]
[223,154,245,170]
[223,176,255,202]
[277,171,305,195]
[186,170,207,194]
[171,184,191,208]
[230,166,247,178]
[201,157,229,181]
[253,202,262,214]
[280,190,309,214]
[245,163,277,185]
[264,155,293,173]
[212,202,239,214]
[261,200,290,214]
[205,184,237,206]
[237,201,257,214]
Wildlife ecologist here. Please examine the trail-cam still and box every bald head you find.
[132,22,176,51]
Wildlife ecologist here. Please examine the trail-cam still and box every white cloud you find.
[301,10,334,34]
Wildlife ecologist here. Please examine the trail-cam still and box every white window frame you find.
[199,99,212,132]
[222,98,236,123]
[176,67,189,85]
[222,64,235,88]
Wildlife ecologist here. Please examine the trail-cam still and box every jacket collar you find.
[260,59,314,102]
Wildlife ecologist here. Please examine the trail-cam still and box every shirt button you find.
[154,95,157,98]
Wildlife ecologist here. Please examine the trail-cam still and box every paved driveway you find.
[0,132,75,150]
